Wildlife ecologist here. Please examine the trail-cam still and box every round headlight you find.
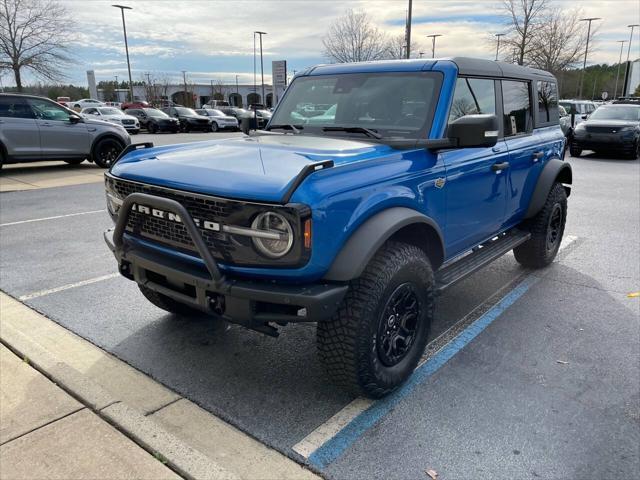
[251,212,293,258]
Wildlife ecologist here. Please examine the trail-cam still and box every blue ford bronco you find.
[104,57,571,398]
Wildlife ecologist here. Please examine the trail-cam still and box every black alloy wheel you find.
[545,203,563,253]
[93,138,123,168]
[376,283,421,366]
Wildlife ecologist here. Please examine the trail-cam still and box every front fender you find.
[323,207,444,281]
[524,158,572,219]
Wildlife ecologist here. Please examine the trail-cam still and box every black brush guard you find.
[105,192,347,336]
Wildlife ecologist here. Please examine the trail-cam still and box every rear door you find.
[501,80,544,223]
[27,97,90,158]
[0,95,41,159]
[441,77,508,256]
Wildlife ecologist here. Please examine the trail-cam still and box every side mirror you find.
[581,114,588,120]
[69,114,81,124]
[447,114,499,148]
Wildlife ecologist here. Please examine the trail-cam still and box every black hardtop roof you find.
[447,57,556,81]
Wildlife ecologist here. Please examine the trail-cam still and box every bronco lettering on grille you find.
[131,203,221,232]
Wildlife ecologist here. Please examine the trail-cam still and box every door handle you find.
[491,161,510,172]
[492,146,503,153]
[40,122,52,127]
[532,151,544,162]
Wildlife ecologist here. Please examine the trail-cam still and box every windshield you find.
[589,106,640,121]
[271,72,441,139]
[98,108,122,115]
[144,108,168,118]
[175,107,198,116]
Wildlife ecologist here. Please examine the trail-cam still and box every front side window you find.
[271,72,441,139]
[448,77,496,123]
[537,81,558,124]
[502,80,532,136]
[27,98,73,122]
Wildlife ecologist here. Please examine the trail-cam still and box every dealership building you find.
[127,83,276,108]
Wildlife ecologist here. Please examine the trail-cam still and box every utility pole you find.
[235,75,239,94]
[614,40,627,99]
[254,31,267,105]
[253,33,257,100]
[622,24,639,97]
[578,17,601,99]
[112,5,134,102]
[426,34,442,58]
[405,0,413,59]
[114,75,119,102]
[182,70,188,107]
[145,72,152,103]
[495,33,505,61]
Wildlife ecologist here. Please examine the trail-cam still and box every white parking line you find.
[19,273,120,301]
[293,234,580,460]
[0,209,106,227]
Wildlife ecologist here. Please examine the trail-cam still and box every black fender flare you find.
[524,158,572,219]
[323,207,445,282]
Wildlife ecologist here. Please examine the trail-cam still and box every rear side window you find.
[502,80,532,136]
[536,81,558,125]
[448,77,496,123]
[0,96,35,119]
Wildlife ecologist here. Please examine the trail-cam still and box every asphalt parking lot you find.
[1,133,638,479]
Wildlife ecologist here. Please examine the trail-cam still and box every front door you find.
[26,97,90,159]
[441,77,507,257]
[0,95,41,159]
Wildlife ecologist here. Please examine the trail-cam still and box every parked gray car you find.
[0,94,131,170]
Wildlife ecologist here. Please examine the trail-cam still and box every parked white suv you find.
[81,106,140,134]
[0,94,131,169]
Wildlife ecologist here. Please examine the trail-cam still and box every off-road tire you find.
[64,158,85,165]
[138,284,203,317]
[514,182,567,268]
[92,137,124,168]
[569,143,582,157]
[317,241,435,398]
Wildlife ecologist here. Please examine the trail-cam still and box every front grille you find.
[122,119,135,125]
[586,126,618,134]
[107,176,245,262]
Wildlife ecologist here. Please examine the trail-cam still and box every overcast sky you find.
[6,0,640,86]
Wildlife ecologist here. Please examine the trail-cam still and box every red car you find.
[121,101,150,110]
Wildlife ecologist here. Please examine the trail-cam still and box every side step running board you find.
[435,229,531,292]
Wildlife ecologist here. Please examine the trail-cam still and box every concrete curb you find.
[0,292,320,480]
[0,297,237,480]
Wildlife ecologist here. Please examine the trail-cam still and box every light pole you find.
[235,75,239,94]
[578,17,601,99]
[112,5,134,102]
[426,34,442,58]
[614,40,627,99]
[622,24,640,97]
[252,33,257,101]
[419,52,424,58]
[114,75,119,102]
[495,33,505,61]
[405,0,413,59]
[254,31,267,105]
[182,70,188,107]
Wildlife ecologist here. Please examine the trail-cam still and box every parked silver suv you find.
[0,94,131,170]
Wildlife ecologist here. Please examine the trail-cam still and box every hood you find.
[110,134,394,202]
[83,116,126,129]
[104,114,137,122]
[582,119,639,127]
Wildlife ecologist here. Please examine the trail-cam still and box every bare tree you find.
[322,9,388,63]
[0,0,71,90]
[498,0,549,65]
[211,79,226,101]
[526,9,589,73]
[384,35,422,60]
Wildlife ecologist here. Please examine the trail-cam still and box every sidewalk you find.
[0,292,318,480]
[0,345,180,479]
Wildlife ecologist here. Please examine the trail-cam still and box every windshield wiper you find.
[322,126,382,139]
[266,124,303,134]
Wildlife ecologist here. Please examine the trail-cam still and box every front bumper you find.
[573,132,636,150]
[104,193,347,334]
